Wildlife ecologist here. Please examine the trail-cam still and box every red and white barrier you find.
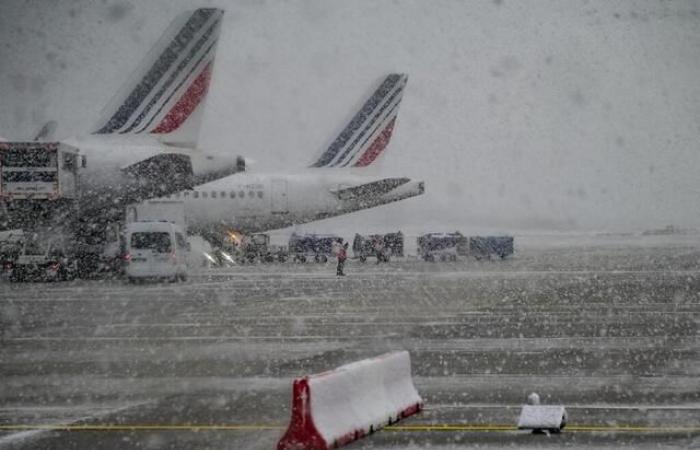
[277,351,423,450]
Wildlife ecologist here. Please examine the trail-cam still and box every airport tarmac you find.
[0,235,699,449]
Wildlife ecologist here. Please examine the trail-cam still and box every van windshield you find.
[130,232,172,253]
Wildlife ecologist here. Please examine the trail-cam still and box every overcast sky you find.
[1,0,699,233]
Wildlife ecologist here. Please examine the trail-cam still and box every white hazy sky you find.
[1,0,699,233]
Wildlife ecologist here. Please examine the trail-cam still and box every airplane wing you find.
[331,177,410,200]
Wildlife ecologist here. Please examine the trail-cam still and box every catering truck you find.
[0,142,84,231]
[0,142,82,201]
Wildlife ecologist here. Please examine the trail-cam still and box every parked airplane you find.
[2,8,240,230]
[133,73,425,235]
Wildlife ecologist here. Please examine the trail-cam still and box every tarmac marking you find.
[3,335,397,342]
[0,424,698,433]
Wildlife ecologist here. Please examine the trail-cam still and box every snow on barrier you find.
[517,393,567,434]
[277,351,423,450]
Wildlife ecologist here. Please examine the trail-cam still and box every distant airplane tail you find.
[34,121,57,141]
[91,8,224,147]
[310,73,408,168]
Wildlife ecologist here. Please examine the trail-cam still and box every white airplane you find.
[134,73,425,235]
[20,9,240,224]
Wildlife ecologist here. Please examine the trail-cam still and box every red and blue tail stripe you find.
[311,73,407,168]
[92,8,223,136]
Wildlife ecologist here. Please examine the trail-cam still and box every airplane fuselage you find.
[135,172,424,234]
[61,136,242,220]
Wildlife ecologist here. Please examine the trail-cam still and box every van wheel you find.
[178,273,188,282]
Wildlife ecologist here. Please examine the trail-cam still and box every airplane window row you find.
[165,190,264,200]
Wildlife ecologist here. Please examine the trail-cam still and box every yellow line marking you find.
[0,424,698,433]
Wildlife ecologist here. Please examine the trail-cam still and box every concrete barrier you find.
[518,405,567,433]
[277,351,423,450]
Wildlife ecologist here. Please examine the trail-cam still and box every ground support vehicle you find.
[0,142,83,231]
[236,233,288,263]
[0,229,24,277]
[9,234,77,282]
[468,236,514,259]
[352,232,404,262]
[289,233,341,263]
[417,232,467,262]
[123,221,189,282]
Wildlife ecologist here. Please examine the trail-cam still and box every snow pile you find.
[277,351,423,450]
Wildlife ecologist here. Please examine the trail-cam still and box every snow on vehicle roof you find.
[124,221,182,232]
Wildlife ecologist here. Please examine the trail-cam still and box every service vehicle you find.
[10,235,77,281]
[123,221,189,282]
[237,233,288,263]
[0,142,84,232]
[0,142,82,201]
[352,232,404,262]
[469,236,514,259]
[289,233,341,263]
[0,229,24,274]
[417,232,467,262]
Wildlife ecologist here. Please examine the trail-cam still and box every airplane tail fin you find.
[91,8,224,148]
[34,121,57,141]
[310,73,408,168]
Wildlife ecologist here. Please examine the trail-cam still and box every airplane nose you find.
[418,181,425,194]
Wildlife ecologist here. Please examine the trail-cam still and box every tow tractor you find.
[10,233,77,281]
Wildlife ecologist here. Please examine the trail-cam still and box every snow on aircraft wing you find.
[311,73,408,168]
[331,177,410,200]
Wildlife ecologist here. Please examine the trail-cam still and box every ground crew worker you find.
[337,241,348,276]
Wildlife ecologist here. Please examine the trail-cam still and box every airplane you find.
[1,8,242,232]
[132,73,425,237]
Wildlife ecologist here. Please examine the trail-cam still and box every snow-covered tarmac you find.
[0,234,698,449]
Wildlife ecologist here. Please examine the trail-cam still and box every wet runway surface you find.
[1,236,699,449]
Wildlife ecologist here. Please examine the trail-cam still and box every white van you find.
[123,221,189,282]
